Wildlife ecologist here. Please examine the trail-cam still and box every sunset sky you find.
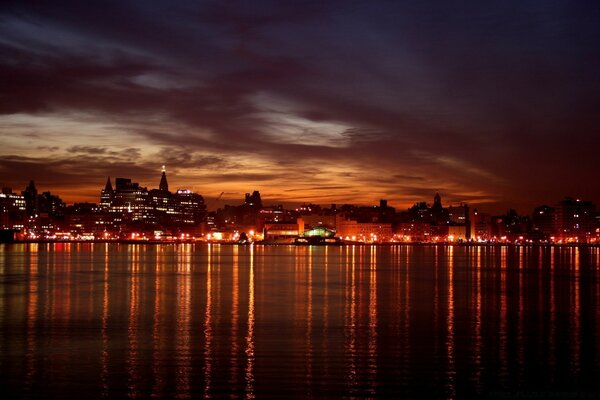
[1,1,599,213]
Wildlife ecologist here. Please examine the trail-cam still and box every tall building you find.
[22,180,38,217]
[173,189,206,226]
[38,191,65,218]
[555,197,596,239]
[159,165,169,192]
[447,204,470,239]
[532,205,556,238]
[98,168,207,232]
[100,177,113,210]
[0,187,26,229]
[245,191,262,208]
[111,178,150,222]
[471,209,492,240]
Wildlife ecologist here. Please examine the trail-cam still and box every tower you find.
[431,192,444,223]
[22,180,38,217]
[159,165,169,192]
[100,177,114,210]
[433,193,442,210]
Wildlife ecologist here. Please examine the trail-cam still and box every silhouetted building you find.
[100,177,113,211]
[38,191,65,219]
[22,180,38,217]
[378,199,396,222]
[532,205,556,238]
[491,209,530,240]
[555,197,596,240]
[471,209,492,240]
[245,191,262,208]
[431,192,445,222]
[159,166,169,192]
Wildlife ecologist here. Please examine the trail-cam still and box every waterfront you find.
[1,243,599,399]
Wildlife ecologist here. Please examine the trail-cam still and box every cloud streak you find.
[1,1,599,212]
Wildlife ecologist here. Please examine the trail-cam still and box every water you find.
[1,243,599,399]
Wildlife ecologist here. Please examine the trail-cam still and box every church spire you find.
[159,165,169,192]
[104,177,113,192]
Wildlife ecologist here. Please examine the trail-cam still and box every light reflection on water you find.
[1,243,600,399]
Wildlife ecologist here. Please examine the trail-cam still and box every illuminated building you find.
[38,191,65,219]
[447,225,467,241]
[100,177,113,211]
[300,214,336,230]
[447,204,471,239]
[110,178,150,222]
[471,209,492,240]
[490,209,530,240]
[97,168,207,233]
[0,187,26,230]
[215,190,265,230]
[531,205,555,238]
[447,204,468,224]
[335,214,392,242]
[173,189,206,227]
[263,222,301,243]
[555,197,596,240]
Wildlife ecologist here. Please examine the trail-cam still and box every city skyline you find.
[1,2,600,213]
[2,170,600,216]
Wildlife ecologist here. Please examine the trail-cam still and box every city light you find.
[1,176,599,245]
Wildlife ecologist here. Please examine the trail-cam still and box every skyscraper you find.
[159,165,169,192]
[100,177,113,210]
[22,180,38,217]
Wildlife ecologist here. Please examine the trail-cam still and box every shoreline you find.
[1,240,598,248]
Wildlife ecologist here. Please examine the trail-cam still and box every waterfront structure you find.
[532,205,556,239]
[263,222,301,243]
[0,187,26,230]
[471,209,493,241]
[2,172,599,243]
[98,168,206,234]
[555,197,596,241]
[335,214,392,242]
[100,177,113,211]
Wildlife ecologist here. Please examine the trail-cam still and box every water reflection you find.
[230,245,240,390]
[101,244,110,397]
[306,246,313,396]
[499,245,507,384]
[548,246,556,382]
[127,245,141,398]
[24,243,38,391]
[204,245,213,397]
[344,246,358,395]
[571,247,580,378]
[245,245,255,399]
[175,245,191,399]
[152,246,166,398]
[446,246,455,399]
[0,243,599,399]
[471,246,482,392]
[367,246,378,395]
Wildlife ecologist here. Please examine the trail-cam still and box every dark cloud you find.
[67,146,107,154]
[1,1,599,212]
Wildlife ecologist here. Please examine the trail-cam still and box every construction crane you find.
[215,192,225,201]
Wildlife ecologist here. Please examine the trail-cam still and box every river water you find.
[1,243,599,399]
